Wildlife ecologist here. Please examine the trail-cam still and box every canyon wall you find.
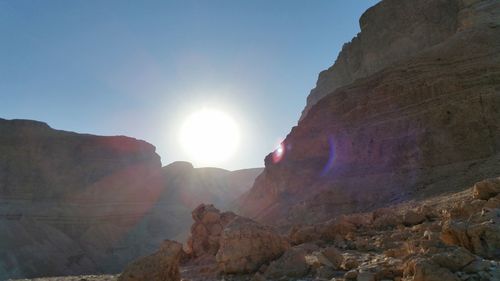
[302,0,498,119]
[0,118,261,279]
[240,0,500,225]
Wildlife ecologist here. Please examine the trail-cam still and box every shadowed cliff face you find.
[239,0,500,225]
[0,119,261,280]
[0,118,165,278]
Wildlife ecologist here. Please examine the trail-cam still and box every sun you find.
[179,108,239,166]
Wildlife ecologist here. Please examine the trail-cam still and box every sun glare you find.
[179,108,239,166]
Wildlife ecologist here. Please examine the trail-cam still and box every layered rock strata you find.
[0,119,261,280]
[240,0,500,225]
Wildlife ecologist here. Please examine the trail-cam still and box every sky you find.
[0,0,379,170]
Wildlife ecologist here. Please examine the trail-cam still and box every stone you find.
[407,259,460,281]
[342,257,359,271]
[315,265,335,279]
[289,224,323,245]
[321,246,344,269]
[441,208,500,259]
[472,177,500,200]
[430,247,476,272]
[344,269,358,280]
[403,210,426,226]
[264,243,319,278]
[118,240,183,281]
[186,204,235,257]
[462,259,490,273]
[305,251,334,269]
[216,217,289,274]
[484,194,500,209]
[357,271,376,281]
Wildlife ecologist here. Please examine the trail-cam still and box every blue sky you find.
[0,0,379,170]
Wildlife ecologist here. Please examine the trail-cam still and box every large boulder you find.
[185,204,237,257]
[403,210,426,226]
[441,186,500,259]
[472,177,500,200]
[216,217,289,274]
[264,243,319,279]
[118,240,183,281]
[441,210,500,259]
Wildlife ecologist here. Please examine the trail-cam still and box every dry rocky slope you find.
[9,178,500,281]
[239,0,500,226]
[106,177,498,281]
[0,118,261,280]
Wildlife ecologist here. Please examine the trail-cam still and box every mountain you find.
[239,0,500,225]
[0,118,261,279]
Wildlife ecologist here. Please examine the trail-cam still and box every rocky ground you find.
[10,275,118,281]
[11,176,500,281]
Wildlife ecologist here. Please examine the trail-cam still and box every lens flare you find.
[272,141,286,164]
[320,136,336,176]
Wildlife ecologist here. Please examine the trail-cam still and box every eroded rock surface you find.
[118,240,182,281]
[302,0,500,119]
[0,119,261,280]
[216,217,289,274]
[239,0,500,226]
[185,204,237,257]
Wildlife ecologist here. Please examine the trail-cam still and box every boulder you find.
[344,269,358,280]
[118,240,183,281]
[321,246,344,269]
[441,208,500,259]
[405,258,459,281]
[403,210,426,226]
[315,265,336,279]
[430,247,476,272]
[264,243,319,278]
[216,217,289,274]
[372,209,403,229]
[289,224,323,245]
[472,177,500,200]
[185,204,237,257]
[484,194,500,209]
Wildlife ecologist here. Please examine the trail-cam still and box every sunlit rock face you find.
[240,0,500,225]
[0,119,262,280]
[301,0,496,120]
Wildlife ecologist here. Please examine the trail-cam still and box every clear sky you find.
[0,0,379,170]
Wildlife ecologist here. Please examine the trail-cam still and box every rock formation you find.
[441,177,500,259]
[176,204,290,278]
[0,118,261,280]
[0,118,164,279]
[216,216,289,274]
[184,204,237,258]
[10,178,500,281]
[239,0,500,225]
[259,178,499,281]
[118,240,182,281]
[302,0,499,119]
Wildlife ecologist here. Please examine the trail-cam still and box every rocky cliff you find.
[240,0,500,225]
[0,118,261,280]
[302,0,499,119]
